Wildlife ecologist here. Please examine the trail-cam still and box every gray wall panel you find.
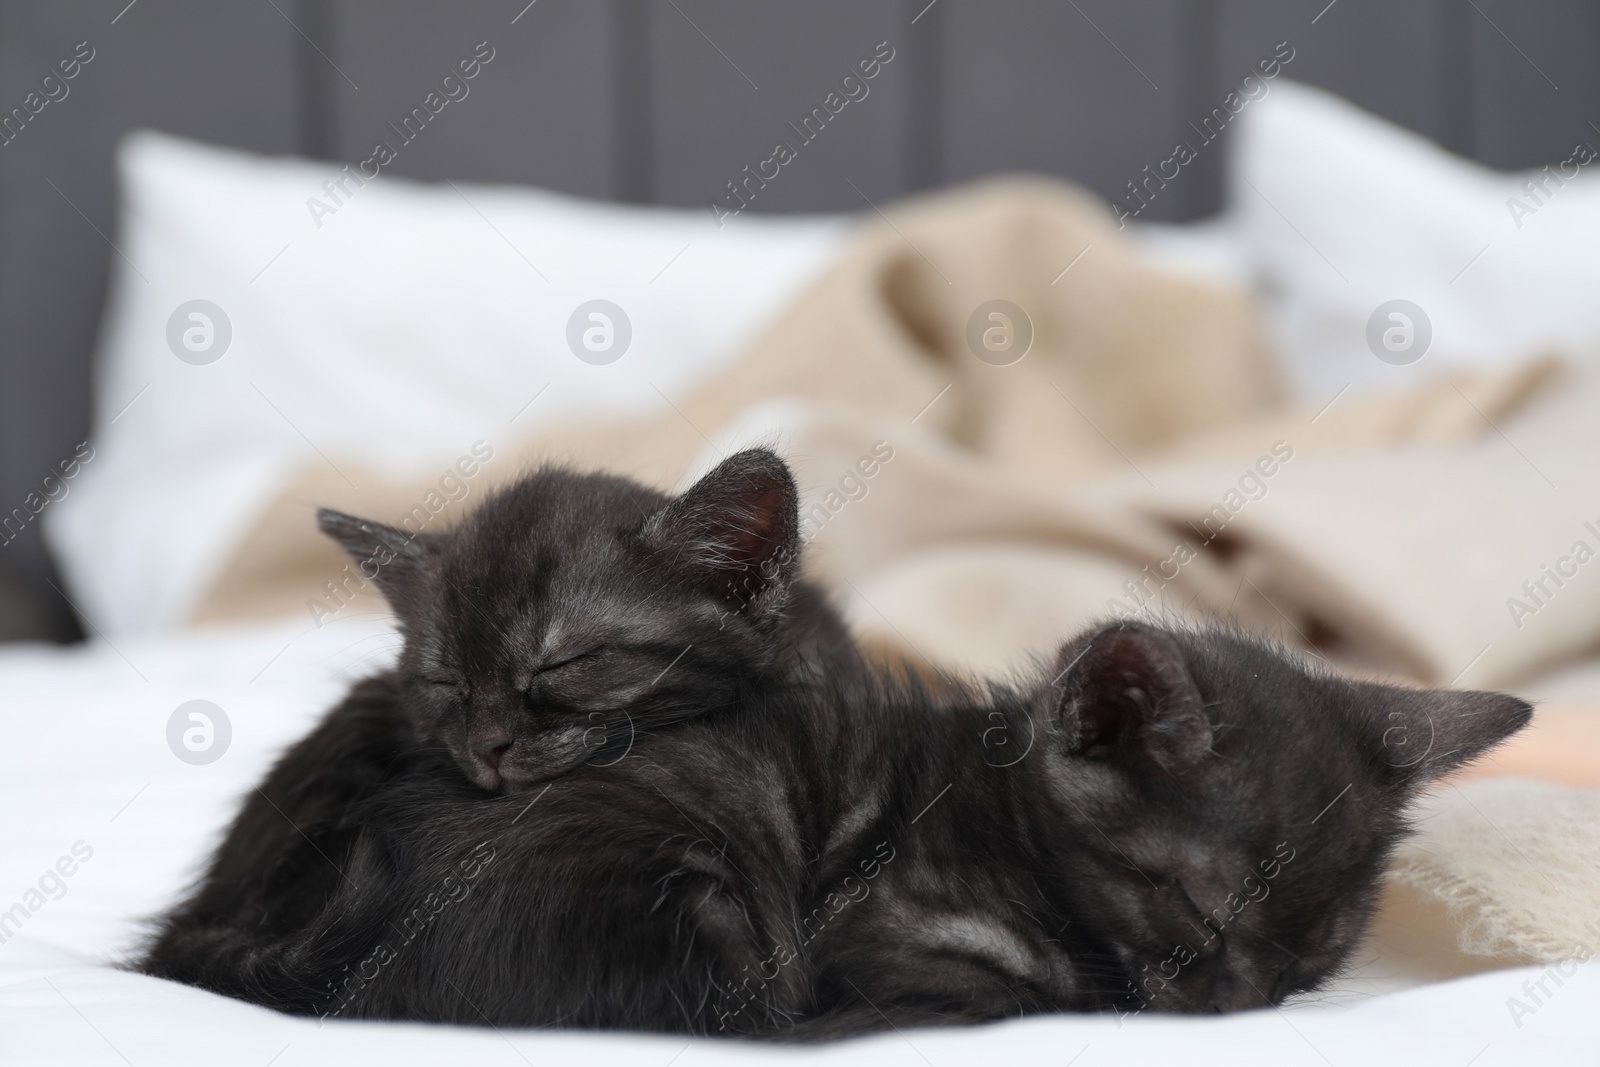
[647,0,909,213]
[1218,0,1450,140]
[1213,0,1456,217]
[939,0,1196,221]
[328,0,617,197]
[1469,1,1600,170]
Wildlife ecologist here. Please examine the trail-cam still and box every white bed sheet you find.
[1,618,1595,1065]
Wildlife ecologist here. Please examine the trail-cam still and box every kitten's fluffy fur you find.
[138,450,1530,1036]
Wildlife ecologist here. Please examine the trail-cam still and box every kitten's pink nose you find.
[470,728,513,774]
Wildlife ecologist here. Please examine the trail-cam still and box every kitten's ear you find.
[317,508,434,616]
[1363,684,1532,783]
[1044,623,1212,775]
[641,449,799,625]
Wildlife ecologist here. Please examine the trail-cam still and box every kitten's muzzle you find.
[463,722,596,792]
[466,725,514,790]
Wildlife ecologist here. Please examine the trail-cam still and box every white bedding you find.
[2,618,1597,1064]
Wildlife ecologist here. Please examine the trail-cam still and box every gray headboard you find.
[3,0,1597,641]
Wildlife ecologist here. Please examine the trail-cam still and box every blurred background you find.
[4,0,1597,643]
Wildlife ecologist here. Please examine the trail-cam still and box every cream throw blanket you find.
[188,176,1596,974]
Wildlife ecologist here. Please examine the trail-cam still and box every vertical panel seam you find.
[904,0,942,192]
[614,0,652,203]
[1181,0,1221,220]
[1437,0,1476,159]
[294,0,338,159]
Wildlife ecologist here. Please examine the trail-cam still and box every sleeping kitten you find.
[143,608,1529,1029]
[317,446,853,791]
[137,448,856,1004]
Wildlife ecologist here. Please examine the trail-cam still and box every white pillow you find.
[1232,80,1600,400]
[49,131,850,636]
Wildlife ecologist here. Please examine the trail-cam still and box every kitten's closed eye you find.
[417,676,463,690]
[1155,873,1200,913]
[529,648,606,680]
[1169,879,1202,917]
[1163,878,1221,950]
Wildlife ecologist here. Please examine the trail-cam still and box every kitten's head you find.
[319,449,815,793]
[1030,621,1531,1015]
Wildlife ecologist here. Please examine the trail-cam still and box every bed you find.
[4,4,1600,1063]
